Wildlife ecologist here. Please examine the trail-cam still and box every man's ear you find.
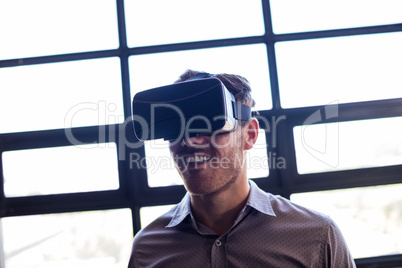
[243,118,259,151]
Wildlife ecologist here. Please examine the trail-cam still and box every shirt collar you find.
[166,193,192,228]
[246,180,276,217]
[166,179,276,228]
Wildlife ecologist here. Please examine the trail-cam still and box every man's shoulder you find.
[246,193,355,267]
[267,193,333,227]
[129,204,192,267]
[133,205,177,243]
[248,181,333,228]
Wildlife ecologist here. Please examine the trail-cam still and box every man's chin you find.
[184,186,215,196]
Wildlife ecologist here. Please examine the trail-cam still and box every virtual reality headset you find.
[132,73,252,141]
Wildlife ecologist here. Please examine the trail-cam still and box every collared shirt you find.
[129,180,356,268]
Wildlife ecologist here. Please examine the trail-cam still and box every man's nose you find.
[180,135,209,147]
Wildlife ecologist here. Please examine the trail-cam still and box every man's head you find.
[170,70,259,196]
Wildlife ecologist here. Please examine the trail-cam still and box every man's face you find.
[169,127,247,196]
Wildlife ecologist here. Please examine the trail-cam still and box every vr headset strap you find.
[232,102,252,121]
[185,72,213,81]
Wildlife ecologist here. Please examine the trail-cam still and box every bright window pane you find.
[129,44,272,111]
[270,0,402,34]
[124,0,264,47]
[2,143,119,197]
[144,139,182,187]
[276,32,402,108]
[291,184,402,258]
[140,205,175,228]
[294,117,402,174]
[247,129,270,179]
[0,0,118,60]
[0,58,124,134]
[1,209,133,268]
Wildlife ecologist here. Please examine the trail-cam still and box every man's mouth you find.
[185,155,211,164]
[177,154,212,169]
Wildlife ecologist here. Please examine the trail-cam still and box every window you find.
[1,209,132,267]
[294,117,402,174]
[2,143,119,197]
[0,0,119,59]
[291,184,402,258]
[270,0,402,34]
[140,205,175,228]
[276,32,402,108]
[124,0,264,47]
[0,58,124,133]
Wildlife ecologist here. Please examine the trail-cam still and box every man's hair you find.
[175,69,256,108]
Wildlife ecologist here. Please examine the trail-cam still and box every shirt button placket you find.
[211,238,226,268]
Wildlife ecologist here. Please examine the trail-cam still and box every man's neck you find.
[190,177,250,236]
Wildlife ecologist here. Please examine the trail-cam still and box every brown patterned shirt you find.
[129,180,356,268]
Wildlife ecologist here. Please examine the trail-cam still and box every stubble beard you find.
[178,148,245,197]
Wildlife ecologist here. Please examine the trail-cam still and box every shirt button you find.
[215,240,222,247]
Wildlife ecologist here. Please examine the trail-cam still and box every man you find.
[128,70,356,267]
